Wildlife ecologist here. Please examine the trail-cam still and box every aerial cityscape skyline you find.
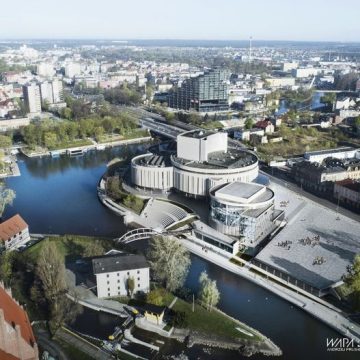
[1,0,360,42]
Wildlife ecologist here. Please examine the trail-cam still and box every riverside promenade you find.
[181,235,360,344]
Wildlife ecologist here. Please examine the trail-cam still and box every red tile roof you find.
[0,348,20,360]
[0,215,28,242]
[0,286,36,348]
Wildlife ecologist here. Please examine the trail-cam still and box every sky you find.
[0,0,359,42]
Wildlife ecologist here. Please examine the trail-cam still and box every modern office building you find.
[209,182,284,254]
[131,130,259,197]
[92,254,150,298]
[22,83,41,113]
[168,68,229,112]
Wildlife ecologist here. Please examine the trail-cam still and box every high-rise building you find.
[22,83,41,113]
[65,62,81,78]
[168,68,229,112]
[37,62,55,77]
[51,79,64,103]
[40,81,54,104]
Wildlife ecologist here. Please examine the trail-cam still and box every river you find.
[4,145,358,359]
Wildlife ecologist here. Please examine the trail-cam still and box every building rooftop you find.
[180,129,215,139]
[0,285,36,348]
[0,215,28,242]
[92,254,149,275]
[173,149,257,170]
[304,147,356,157]
[255,181,360,290]
[134,154,171,168]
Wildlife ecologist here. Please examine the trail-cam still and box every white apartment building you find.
[37,62,55,77]
[65,62,82,78]
[92,254,150,298]
[0,214,30,251]
[51,79,64,103]
[22,83,41,113]
[40,81,54,104]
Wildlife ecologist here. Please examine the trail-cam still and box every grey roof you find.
[92,254,149,275]
[135,154,171,168]
[304,147,356,157]
[173,149,257,170]
[216,182,262,200]
[181,129,215,139]
[255,181,360,290]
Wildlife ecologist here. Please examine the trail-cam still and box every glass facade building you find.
[168,68,229,112]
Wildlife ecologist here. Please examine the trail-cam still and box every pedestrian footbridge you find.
[115,228,163,244]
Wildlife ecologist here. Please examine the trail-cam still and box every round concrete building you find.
[131,153,173,192]
[171,130,258,197]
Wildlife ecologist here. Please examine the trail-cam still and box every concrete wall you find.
[96,267,150,298]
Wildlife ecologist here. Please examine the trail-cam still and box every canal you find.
[4,145,358,359]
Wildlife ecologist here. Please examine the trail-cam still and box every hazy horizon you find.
[1,0,359,42]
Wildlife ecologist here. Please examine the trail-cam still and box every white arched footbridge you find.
[115,228,163,244]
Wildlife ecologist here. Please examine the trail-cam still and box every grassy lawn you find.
[172,298,259,341]
[49,138,93,150]
[257,127,340,160]
[26,235,112,262]
[54,337,93,360]
[98,129,149,143]
[200,121,224,130]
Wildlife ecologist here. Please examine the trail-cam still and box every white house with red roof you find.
[0,214,30,251]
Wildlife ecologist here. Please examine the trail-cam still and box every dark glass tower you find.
[168,68,229,112]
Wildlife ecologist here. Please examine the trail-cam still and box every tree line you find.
[20,115,140,149]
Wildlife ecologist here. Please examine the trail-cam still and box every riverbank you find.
[21,136,152,158]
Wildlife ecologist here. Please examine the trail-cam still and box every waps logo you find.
[326,338,360,352]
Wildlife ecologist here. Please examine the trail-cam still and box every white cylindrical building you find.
[131,154,173,192]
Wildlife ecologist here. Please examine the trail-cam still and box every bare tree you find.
[147,235,190,292]
[0,183,15,218]
[36,240,67,305]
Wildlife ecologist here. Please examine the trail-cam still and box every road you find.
[262,168,360,223]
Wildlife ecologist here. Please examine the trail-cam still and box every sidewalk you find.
[181,236,360,344]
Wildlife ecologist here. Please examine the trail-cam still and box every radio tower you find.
[249,36,253,63]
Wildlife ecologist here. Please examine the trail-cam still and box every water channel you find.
[4,145,357,359]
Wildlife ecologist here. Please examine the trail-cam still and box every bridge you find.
[139,118,183,139]
[115,228,163,244]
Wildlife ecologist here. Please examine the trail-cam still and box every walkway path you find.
[57,327,113,360]
[35,330,69,360]
[168,296,178,309]
[181,236,360,344]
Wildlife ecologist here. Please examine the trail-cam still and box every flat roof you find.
[92,254,149,275]
[215,182,263,202]
[255,181,360,290]
[135,154,171,168]
[304,147,356,157]
[173,149,257,170]
[180,129,215,139]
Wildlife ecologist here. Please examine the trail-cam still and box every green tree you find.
[0,251,15,286]
[146,288,167,305]
[0,135,12,148]
[127,276,135,298]
[82,240,104,257]
[198,271,220,311]
[147,235,190,292]
[343,254,360,310]
[0,183,16,217]
[245,118,254,130]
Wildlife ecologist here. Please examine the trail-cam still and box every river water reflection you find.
[4,145,358,359]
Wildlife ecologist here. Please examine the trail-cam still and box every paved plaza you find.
[256,181,360,291]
